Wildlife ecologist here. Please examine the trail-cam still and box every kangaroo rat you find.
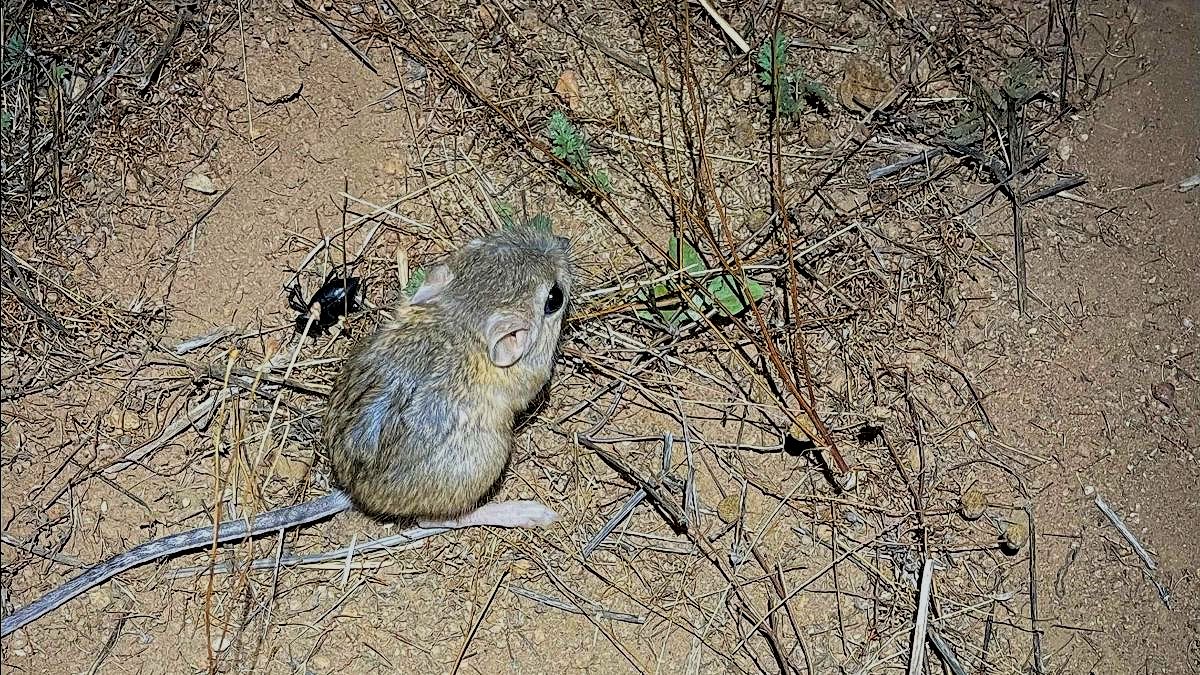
[1,224,573,637]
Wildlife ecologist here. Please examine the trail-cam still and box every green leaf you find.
[803,79,834,106]
[635,282,675,303]
[652,303,702,327]
[1003,58,1043,102]
[528,213,553,232]
[707,275,765,316]
[547,109,570,137]
[556,168,579,189]
[5,33,24,58]
[592,170,611,192]
[496,201,516,228]
[635,280,693,327]
[404,267,427,297]
[668,236,704,272]
[756,32,791,89]
[634,307,657,322]
[945,112,983,144]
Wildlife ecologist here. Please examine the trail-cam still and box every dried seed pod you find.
[1001,519,1029,554]
[717,494,741,524]
[959,486,986,521]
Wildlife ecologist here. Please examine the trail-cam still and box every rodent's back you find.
[325,305,523,518]
[325,224,573,520]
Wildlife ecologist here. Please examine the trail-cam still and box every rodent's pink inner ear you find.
[485,313,533,367]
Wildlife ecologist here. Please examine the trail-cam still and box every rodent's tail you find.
[1,490,352,637]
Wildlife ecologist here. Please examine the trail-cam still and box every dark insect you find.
[288,274,362,336]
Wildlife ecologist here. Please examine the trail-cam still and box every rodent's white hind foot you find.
[419,500,558,529]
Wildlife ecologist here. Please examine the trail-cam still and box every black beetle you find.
[288,273,362,336]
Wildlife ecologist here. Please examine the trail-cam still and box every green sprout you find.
[756,32,832,118]
[546,110,610,193]
[1003,57,1044,103]
[403,267,427,297]
[945,60,1045,148]
[496,200,516,226]
[3,31,26,75]
[496,204,554,234]
[635,237,766,327]
[526,213,553,232]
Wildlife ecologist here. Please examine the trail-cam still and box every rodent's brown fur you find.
[323,225,572,519]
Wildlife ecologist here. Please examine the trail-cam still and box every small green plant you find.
[546,110,610,193]
[403,267,427,297]
[496,204,554,234]
[496,200,516,226]
[635,237,766,327]
[945,60,1045,147]
[1002,57,1043,103]
[3,31,26,76]
[756,32,831,117]
[526,213,553,232]
[5,32,23,54]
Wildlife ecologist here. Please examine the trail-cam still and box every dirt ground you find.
[1,0,1197,673]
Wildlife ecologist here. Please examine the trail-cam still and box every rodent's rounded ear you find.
[409,264,453,305]
[485,314,533,367]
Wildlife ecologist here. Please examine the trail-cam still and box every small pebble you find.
[87,586,113,607]
[1151,381,1176,407]
[1056,137,1073,162]
[508,559,532,578]
[183,172,217,194]
[1083,485,1095,496]
[382,158,404,176]
[6,631,28,651]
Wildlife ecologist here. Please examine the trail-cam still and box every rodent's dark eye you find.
[544,282,564,315]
